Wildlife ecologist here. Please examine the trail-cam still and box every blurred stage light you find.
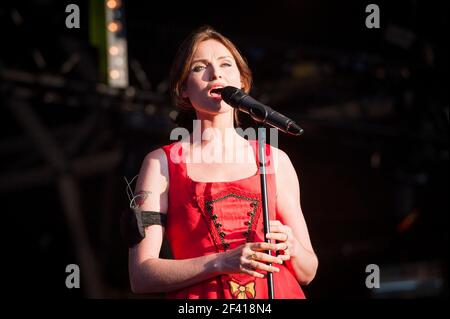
[105,0,128,88]
[371,261,444,298]
[106,0,120,9]
[107,21,121,32]
[109,46,119,55]
[109,69,120,79]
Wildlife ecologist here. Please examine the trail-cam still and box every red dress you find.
[161,140,305,299]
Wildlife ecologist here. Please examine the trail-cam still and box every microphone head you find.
[219,86,245,108]
[288,123,304,136]
[214,86,305,136]
[220,86,240,96]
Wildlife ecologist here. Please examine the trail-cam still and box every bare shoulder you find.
[143,147,168,170]
[134,147,169,211]
[269,145,299,196]
[141,147,168,178]
[268,144,291,171]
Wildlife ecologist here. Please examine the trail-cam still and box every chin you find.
[196,105,233,117]
[202,100,233,112]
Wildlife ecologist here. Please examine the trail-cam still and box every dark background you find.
[0,0,448,299]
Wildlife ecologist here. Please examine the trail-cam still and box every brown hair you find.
[169,26,252,128]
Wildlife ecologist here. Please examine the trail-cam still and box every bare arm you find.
[129,148,285,294]
[128,148,223,293]
[270,147,318,285]
[129,237,224,293]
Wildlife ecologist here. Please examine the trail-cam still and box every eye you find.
[221,62,232,67]
[192,65,205,72]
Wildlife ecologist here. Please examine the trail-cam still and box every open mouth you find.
[209,86,224,99]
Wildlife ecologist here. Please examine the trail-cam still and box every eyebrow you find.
[191,56,233,64]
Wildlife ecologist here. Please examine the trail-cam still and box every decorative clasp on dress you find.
[228,280,256,299]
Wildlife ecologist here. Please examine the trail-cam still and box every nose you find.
[209,63,223,81]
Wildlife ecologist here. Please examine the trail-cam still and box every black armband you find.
[120,208,167,248]
[141,211,167,228]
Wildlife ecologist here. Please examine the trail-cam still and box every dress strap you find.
[161,141,189,180]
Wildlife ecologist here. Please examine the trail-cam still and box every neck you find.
[190,110,245,150]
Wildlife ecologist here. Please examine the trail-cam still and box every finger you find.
[269,220,282,226]
[267,225,287,235]
[251,242,287,252]
[249,251,283,265]
[240,266,265,278]
[277,253,291,260]
[247,260,280,273]
[266,233,289,242]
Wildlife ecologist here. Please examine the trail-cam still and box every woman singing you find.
[127,26,318,299]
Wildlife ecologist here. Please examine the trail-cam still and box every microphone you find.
[213,86,304,136]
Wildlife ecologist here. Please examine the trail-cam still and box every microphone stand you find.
[217,85,304,298]
[257,127,275,299]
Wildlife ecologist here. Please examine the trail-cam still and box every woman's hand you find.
[266,220,298,259]
[218,242,289,278]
